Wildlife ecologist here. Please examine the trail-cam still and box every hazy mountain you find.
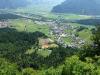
[25,0,65,12]
[30,0,64,10]
[0,0,29,9]
[30,0,64,6]
[52,0,100,15]
[0,0,64,11]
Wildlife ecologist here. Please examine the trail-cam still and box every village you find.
[50,22,85,48]
[0,15,86,49]
[35,19,86,48]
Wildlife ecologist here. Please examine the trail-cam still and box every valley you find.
[0,0,100,75]
[0,11,95,48]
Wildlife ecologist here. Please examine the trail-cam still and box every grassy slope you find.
[9,19,50,36]
[78,29,93,43]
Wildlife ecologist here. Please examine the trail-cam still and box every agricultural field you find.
[9,19,50,36]
[41,13,93,20]
[78,29,93,43]
[6,12,95,46]
[0,10,95,49]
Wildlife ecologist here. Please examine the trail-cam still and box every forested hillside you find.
[0,26,100,75]
[52,0,100,15]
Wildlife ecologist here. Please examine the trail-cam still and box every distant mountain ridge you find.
[30,0,64,9]
[0,0,64,10]
[27,0,64,12]
[30,0,64,5]
[0,0,29,9]
[52,0,100,15]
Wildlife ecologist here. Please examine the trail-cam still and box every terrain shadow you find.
[0,13,23,20]
[74,18,100,25]
[0,28,77,69]
[0,28,47,68]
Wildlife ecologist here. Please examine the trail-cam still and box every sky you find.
[28,0,65,5]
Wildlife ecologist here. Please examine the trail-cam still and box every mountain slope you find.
[0,0,64,12]
[29,0,64,11]
[0,0,28,9]
[30,0,64,5]
[52,0,100,15]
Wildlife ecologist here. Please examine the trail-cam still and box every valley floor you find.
[0,10,100,75]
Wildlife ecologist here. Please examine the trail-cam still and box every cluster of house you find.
[34,20,54,26]
[0,21,8,28]
[71,35,85,48]
[27,16,86,48]
[33,18,86,48]
[47,21,85,48]
[34,21,47,25]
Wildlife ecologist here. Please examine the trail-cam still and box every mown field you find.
[9,19,50,36]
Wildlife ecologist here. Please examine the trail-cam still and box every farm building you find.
[0,21,8,28]
[38,38,58,49]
